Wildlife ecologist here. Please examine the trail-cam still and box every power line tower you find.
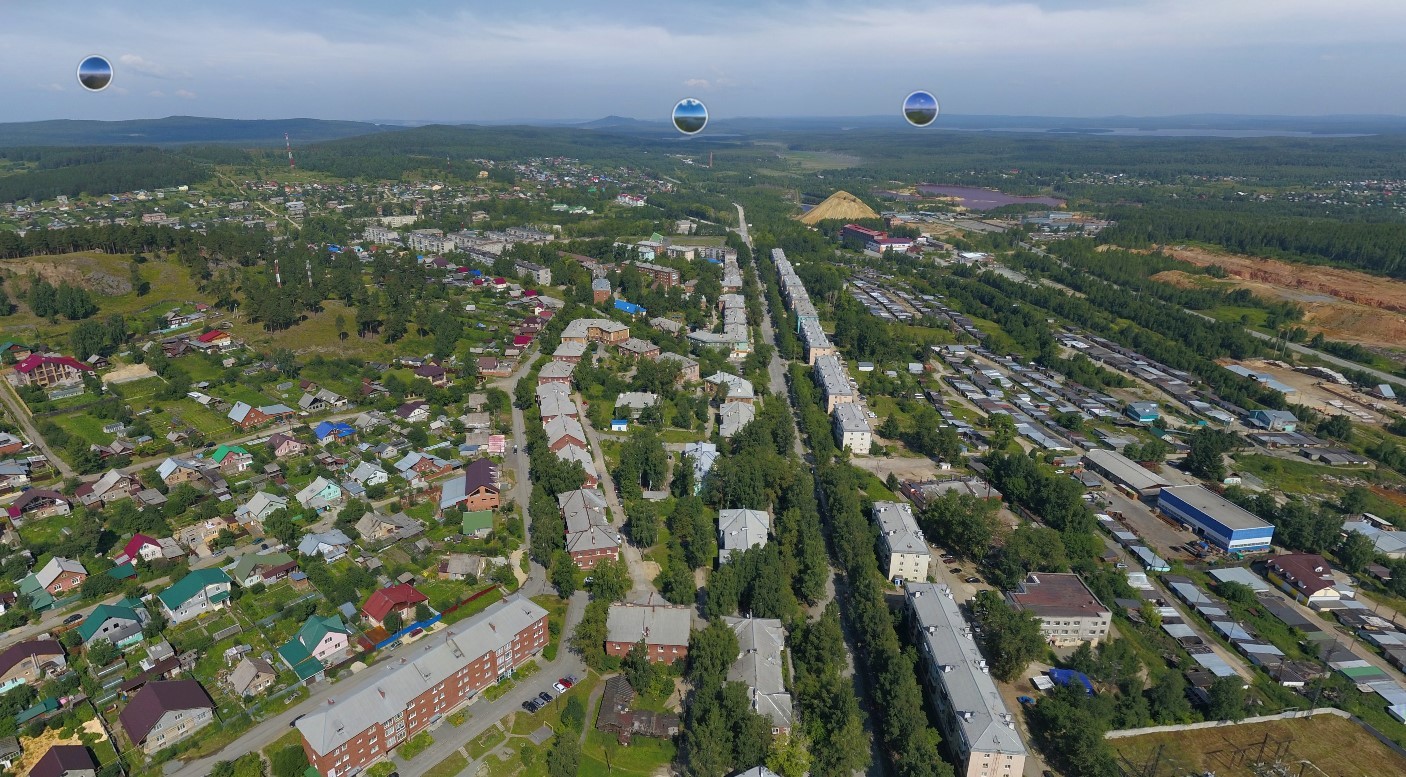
[285,132,296,169]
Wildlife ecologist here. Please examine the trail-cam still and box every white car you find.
[553,681,567,693]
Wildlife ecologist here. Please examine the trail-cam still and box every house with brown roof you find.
[6,488,71,523]
[0,640,66,690]
[268,433,307,459]
[438,458,499,516]
[228,656,277,698]
[1265,553,1353,605]
[361,583,429,628]
[1007,572,1112,647]
[29,745,97,777]
[119,679,215,754]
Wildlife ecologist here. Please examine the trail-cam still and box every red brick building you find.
[7,353,92,388]
[297,596,549,776]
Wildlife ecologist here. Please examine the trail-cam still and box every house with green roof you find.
[277,615,350,684]
[230,551,297,587]
[157,568,232,624]
[77,602,148,647]
[210,444,253,473]
[461,509,494,538]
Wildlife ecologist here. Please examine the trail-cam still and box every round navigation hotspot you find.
[902,90,939,127]
[77,56,113,92]
[672,98,708,135]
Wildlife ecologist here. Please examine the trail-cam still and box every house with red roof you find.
[268,433,307,459]
[512,334,534,348]
[6,353,92,388]
[115,534,185,566]
[1265,553,1354,605]
[192,329,234,352]
[361,583,429,628]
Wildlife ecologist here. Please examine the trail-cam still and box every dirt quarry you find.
[1149,245,1406,352]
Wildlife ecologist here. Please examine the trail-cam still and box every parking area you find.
[1100,487,1197,561]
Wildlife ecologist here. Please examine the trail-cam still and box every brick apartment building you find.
[298,595,548,776]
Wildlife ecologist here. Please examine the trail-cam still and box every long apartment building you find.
[872,501,929,582]
[631,261,680,289]
[297,595,549,776]
[906,582,1028,777]
[560,318,629,345]
[688,292,751,357]
[815,354,855,412]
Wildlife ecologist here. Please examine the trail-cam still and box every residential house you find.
[227,401,295,430]
[77,602,147,648]
[156,457,203,486]
[157,568,233,624]
[683,442,719,496]
[228,656,277,698]
[438,458,499,516]
[206,446,251,475]
[75,469,141,507]
[114,534,184,566]
[362,583,429,628]
[461,510,494,538]
[394,451,454,482]
[230,552,297,588]
[414,363,451,387]
[1265,553,1353,605]
[298,388,345,412]
[544,416,588,452]
[118,679,216,755]
[438,553,490,581]
[35,557,87,595]
[267,433,308,459]
[0,459,29,492]
[0,640,66,692]
[615,392,658,418]
[313,420,356,442]
[278,614,351,684]
[6,489,71,523]
[6,353,92,388]
[234,491,288,529]
[297,529,353,561]
[355,511,424,544]
[347,460,389,487]
[28,745,97,777]
[872,502,929,583]
[395,401,430,424]
[295,476,343,513]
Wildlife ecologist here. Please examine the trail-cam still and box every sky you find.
[5,0,1406,123]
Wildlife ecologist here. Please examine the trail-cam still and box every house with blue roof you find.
[313,421,356,442]
[614,299,646,317]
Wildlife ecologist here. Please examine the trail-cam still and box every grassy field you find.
[1111,714,1406,777]
[580,728,675,776]
[0,252,203,343]
[49,411,117,446]
[1231,453,1364,496]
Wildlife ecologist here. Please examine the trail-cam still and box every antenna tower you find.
[285,133,295,169]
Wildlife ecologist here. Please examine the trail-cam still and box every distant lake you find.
[917,185,1064,210]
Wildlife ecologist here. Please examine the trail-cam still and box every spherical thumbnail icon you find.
[77,56,113,92]
[672,98,708,135]
[902,90,939,127]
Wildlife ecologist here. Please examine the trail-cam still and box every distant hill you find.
[0,116,398,147]
[798,190,879,225]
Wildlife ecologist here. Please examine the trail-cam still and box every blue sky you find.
[5,0,1406,122]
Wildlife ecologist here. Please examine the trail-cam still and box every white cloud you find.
[118,53,170,78]
[175,89,197,99]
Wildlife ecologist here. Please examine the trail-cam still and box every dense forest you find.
[0,146,206,202]
[1099,207,1406,278]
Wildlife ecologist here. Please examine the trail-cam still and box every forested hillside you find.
[1098,208,1406,278]
[0,146,206,202]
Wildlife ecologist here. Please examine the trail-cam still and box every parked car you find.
[949,567,962,574]
[565,674,579,685]
[523,699,543,713]
[62,613,84,625]
[558,677,574,689]
[964,576,981,584]
[538,691,553,704]
[553,681,567,693]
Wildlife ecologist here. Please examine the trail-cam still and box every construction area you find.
[1151,245,1406,357]
[1111,714,1406,777]
[1221,358,1397,426]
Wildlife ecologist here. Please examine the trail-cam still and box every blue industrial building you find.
[1124,402,1160,423]
[1157,485,1274,553]
[614,299,646,317]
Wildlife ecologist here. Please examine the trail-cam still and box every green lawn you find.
[49,411,117,446]
[468,727,507,759]
[530,594,568,660]
[580,727,676,776]
[423,751,469,777]
[1231,453,1364,496]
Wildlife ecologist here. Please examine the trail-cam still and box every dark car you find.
[522,700,539,713]
[949,567,962,574]
[538,691,552,704]
[965,576,981,584]
[62,613,84,625]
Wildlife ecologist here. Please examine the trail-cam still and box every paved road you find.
[576,406,657,599]
[498,356,546,587]
[0,380,75,478]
